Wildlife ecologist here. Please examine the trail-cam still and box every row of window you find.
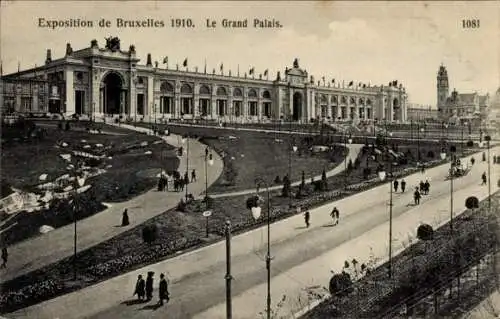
[158,81,272,99]
[153,96,272,117]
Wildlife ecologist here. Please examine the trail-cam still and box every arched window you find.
[180,83,193,94]
[199,85,210,95]
[341,96,347,104]
[393,98,399,108]
[233,88,243,97]
[367,99,372,106]
[248,88,257,98]
[262,90,271,99]
[331,96,338,103]
[160,81,174,93]
[321,94,328,103]
[359,98,364,105]
[216,86,227,96]
[350,97,356,105]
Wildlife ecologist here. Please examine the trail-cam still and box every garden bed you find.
[0,139,478,313]
[301,193,500,319]
[133,123,344,193]
[1,121,179,245]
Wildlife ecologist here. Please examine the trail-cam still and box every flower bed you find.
[1,124,179,245]
[301,193,500,318]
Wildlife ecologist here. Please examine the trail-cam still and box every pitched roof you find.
[457,93,477,103]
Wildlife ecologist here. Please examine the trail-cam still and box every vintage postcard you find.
[0,1,499,318]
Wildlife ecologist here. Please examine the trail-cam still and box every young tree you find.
[282,175,291,197]
[321,169,328,191]
[301,170,306,189]
[347,159,354,172]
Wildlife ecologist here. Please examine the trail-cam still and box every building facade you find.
[1,38,408,123]
[437,64,489,125]
[407,104,439,122]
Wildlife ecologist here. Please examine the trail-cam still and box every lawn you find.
[133,123,344,193]
[301,192,500,319]
[0,119,179,245]
[0,134,480,313]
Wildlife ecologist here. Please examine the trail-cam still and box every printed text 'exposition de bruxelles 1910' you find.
[37,18,283,29]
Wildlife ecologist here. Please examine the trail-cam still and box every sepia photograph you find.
[0,1,499,318]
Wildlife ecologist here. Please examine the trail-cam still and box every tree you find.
[347,159,354,172]
[301,170,306,189]
[329,271,353,297]
[224,160,238,185]
[282,175,291,197]
[321,169,328,191]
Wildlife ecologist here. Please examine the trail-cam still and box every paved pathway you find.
[0,123,224,284]
[8,149,497,319]
[461,289,500,319]
[211,143,362,198]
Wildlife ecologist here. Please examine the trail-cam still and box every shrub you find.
[417,224,434,241]
[202,196,214,209]
[354,157,361,169]
[141,224,158,244]
[466,140,474,147]
[362,167,371,179]
[274,175,281,184]
[224,160,238,185]
[282,176,291,197]
[65,121,70,131]
[426,150,435,158]
[328,271,353,297]
[246,195,260,210]
[347,159,353,172]
[321,169,328,190]
[57,121,63,130]
[177,199,187,212]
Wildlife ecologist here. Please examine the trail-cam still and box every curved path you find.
[210,143,363,198]
[9,149,497,319]
[0,123,224,284]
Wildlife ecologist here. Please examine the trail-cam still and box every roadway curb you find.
[289,190,498,319]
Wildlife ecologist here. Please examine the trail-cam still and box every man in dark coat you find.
[133,274,145,300]
[424,180,430,195]
[158,273,170,306]
[184,172,190,185]
[146,271,154,301]
[401,179,406,193]
[414,188,421,205]
[304,211,310,228]
[393,179,399,192]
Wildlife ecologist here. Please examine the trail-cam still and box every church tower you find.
[437,64,449,119]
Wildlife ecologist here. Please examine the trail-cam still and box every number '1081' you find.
[462,19,480,28]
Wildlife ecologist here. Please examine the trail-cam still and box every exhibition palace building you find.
[0,37,408,123]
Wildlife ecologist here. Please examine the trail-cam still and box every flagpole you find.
[237,65,240,77]
[204,59,207,74]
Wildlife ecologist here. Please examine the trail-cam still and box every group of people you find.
[157,169,197,193]
[392,179,407,193]
[133,271,170,306]
[303,206,340,228]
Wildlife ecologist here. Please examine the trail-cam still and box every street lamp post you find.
[225,220,233,319]
[205,147,214,208]
[68,162,86,281]
[344,134,353,191]
[378,131,393,278]
[288,141,298,207]
[182,135,190,200]
[249,178,272,319]
[448,145,457,233]
[417,126,424,163]
[461,122,467,157]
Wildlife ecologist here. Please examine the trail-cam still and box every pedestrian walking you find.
[1,247,7,269]
[419,181,425,193]
[304,211,310,228]
[146,271,154,301]
[482,172,487,185]
[401,179,406,193]
[158,273,170,306]
[133,274,146,300]
[424,180,430,195]
[121,209,130,226]
[184,172,189,185]
[471,157,475,165]
[191,169,197,182]
[393,179,399,192]
[330,207,340,226]
[414,188,421,205]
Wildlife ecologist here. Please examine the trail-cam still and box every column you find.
[227,88,233,121]
[211,84,217,119]
[147,75,154,118]
[193,83,200,118]
[243,87,248,120]
[257,89,262,120]
[65,69,75,115]
[129,72,136,118]
[327,97,332,119]
[91,68,100,116]
[388,93,394,122]
[33,86,39,112]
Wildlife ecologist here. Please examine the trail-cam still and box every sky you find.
[1,1,499,106]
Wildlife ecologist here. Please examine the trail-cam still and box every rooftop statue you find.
[105,36,121,52]
[66,43,73,56]
[293,58,299,68]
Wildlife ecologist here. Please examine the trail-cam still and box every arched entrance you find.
[101,72,123,115]
[292,92,302,121]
